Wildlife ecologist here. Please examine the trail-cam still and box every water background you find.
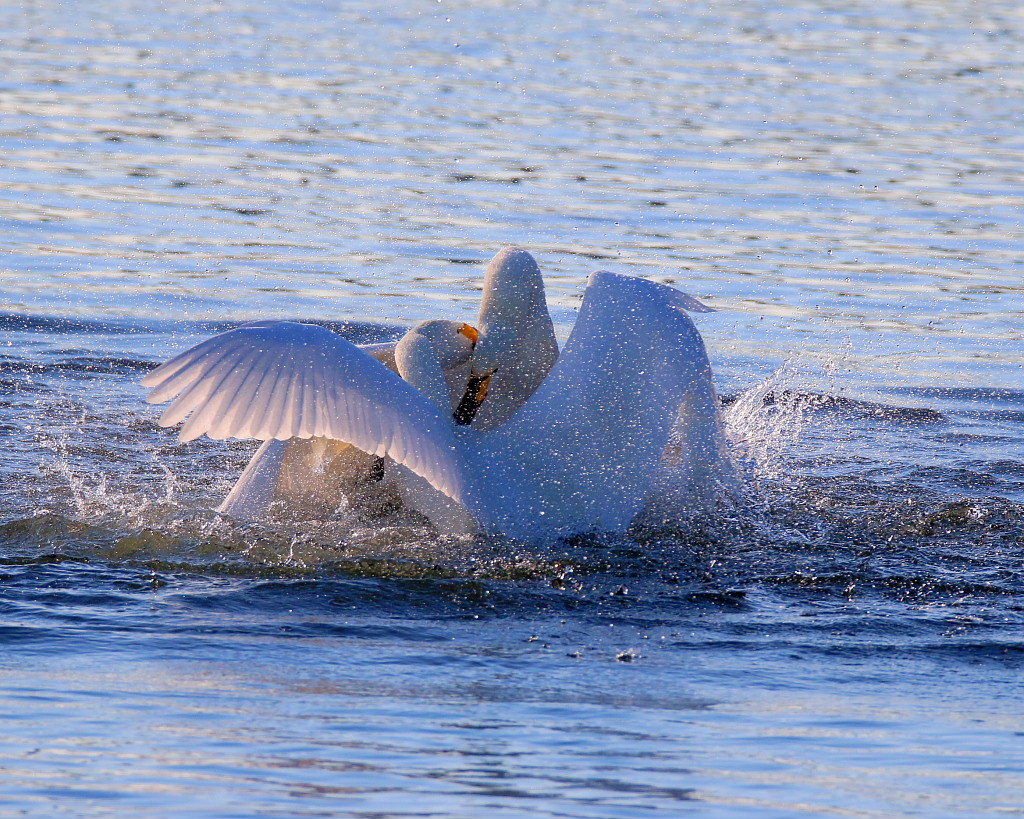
[1,1,1023,816]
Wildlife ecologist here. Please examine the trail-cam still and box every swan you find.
[216,321,482,521]
[143,270,728,541]
[213,247,559,520]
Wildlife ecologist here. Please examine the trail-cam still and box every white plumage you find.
[143,320,468,501]
[144,268,728,540]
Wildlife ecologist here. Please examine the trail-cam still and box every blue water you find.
[2,1,1024,816]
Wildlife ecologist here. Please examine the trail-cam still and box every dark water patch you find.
[660,635,1024,672]
[0,359,50,375]
[0,625,51,644]
[166,577,442,615]
[197,319,405,344]
[56,356,155,374]
[0,356,156,377]
[896,497,1024,537]
[682,588,749,605]
[882,387,1024,423]
[960,408,1024,424]
[758,570,1016,603]
[4,587,143,611]
[933,432,1019,446]
[0,313,143,335]
[817,640,1024,669]
[0,312,407,347]
[895,465,1023,494]
[983,460,1024,479]
[0,377,44,394]
[216,205,272,216]
[442,257,483,265]
[163,620,449,642]
[722,389,946,423]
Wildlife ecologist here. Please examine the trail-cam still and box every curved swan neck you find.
[478,247,551,333]
[470,247,559,430]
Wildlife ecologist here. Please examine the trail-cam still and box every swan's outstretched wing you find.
[473,272,723,536]
[143,321,466,500]
[213,340,398,523]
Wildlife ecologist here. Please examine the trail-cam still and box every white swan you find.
[468,247,558,430]
[144,271,727,541]
[215,247,558,520]
[153,319,479,522]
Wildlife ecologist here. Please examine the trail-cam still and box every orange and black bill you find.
[453,372,493,426]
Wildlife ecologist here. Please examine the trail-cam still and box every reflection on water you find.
[1,0,1024,817]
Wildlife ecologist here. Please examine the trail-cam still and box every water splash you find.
[723,364,819,482]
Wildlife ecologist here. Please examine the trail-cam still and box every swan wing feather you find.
[143,322,466,500]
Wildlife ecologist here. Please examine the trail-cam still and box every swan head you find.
[394,320,482,417]
[397,319,479,370]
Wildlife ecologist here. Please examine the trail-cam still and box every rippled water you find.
[2,1,1024,816]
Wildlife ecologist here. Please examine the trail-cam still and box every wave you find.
[0,359,1018,616]
[0,356,155,376]
[891,386,1024,406]
[4,470,1022,601]
[0,313,142,335]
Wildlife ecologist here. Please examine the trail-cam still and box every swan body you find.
[144,271,726,541]
[456,272,723,537]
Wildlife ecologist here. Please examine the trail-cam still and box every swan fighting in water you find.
[143,249,730,540]
[218,247,559,523]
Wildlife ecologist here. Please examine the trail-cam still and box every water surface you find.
[1,1,1024,817]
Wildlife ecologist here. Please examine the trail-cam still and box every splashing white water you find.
[723,364,823,482]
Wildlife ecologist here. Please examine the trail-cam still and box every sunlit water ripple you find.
[1,1,1023,817]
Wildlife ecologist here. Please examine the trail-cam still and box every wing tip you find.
[587,270,715,313]
[141,369,164,389]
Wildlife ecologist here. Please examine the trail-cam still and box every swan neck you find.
[478,247,549,331]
